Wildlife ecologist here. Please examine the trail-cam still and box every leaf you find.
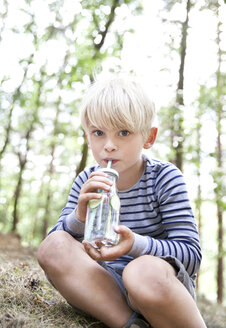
[35,294,56,306]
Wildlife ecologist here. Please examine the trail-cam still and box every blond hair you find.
[80,74,156,140]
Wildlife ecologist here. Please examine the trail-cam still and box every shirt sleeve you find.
[48,167,93,241]
[127,163,202,278]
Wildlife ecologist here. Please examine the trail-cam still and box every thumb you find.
[114,225,131,237]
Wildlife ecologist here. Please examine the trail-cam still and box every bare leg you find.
[122,255,207,328]
[37,231,133,328]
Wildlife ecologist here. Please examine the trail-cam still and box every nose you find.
[104,138,117,152]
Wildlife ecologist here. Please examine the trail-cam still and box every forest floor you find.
[0,233,225,328]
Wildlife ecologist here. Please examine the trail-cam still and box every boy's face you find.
[86,123,157,188]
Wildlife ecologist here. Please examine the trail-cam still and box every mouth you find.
[104,159,118,165]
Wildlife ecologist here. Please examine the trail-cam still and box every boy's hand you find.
[82,225,134,261]
[76,171,113,222]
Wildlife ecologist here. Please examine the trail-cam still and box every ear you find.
[143,127,158,149]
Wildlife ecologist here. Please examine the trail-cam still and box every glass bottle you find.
[84,168,120,248]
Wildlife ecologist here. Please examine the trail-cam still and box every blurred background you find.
[0,0,225,305]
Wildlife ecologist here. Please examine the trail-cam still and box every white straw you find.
[107,160,112,169]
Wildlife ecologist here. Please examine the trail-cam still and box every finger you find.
[79,192,102,203]
[76,193,102,221]
[98,244,125,261]
[95,240,104,249]
[86,241,120,262]
[88,172,113,185]
[82,240,102,261]
[88,172,113,186]
[82,180,112,193]
[89,171,108,178]
[83,239,120,261]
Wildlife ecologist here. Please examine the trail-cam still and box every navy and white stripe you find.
[49,155,201,282]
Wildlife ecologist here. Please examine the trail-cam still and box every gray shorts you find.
[100,255,196,308]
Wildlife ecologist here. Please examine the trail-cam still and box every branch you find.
[94,0,120,50]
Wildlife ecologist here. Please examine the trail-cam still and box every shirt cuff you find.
[126,233,150,258]
[65,209,85,236]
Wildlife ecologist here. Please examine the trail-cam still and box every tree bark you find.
[195,125,202,291]
[12,129,32,232]
[12,155,26,232]
[76,140,89,176]
[215,2,224,304]
[11,78,41,232]
[0,54,34,161]
[173,0,191,171]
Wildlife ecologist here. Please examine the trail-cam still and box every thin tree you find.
[41,55,69,238]
[0,55,34,161]
[12,76,43,232]
[169,0,192,171]
[159,0,192,171]
[214,1,225,304]
[193,103,203,291]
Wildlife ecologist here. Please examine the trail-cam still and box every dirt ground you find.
[0,233,106,328]
[0,233,225,328]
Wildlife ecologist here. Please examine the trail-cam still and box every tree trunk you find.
[12,126,34,231]
[0,54,34,161]
[216,98,223,304]
[11,77,41,232]
[12,156,26,232]
[42,120,57,239]
[172,0,191,171]
[76,139,89,176]
[217,208,223,303]
[194,114,202,291]
[41,53,69,238]
[215,2,224,304]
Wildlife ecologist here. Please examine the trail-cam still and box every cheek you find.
[90,142,101,155]
[132,141,144,152]
[125,144,142,159]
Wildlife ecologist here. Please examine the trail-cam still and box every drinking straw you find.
[107,160,112,169]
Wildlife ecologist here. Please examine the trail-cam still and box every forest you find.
[0,0,225,312]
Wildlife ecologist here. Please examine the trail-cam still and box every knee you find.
[37,231,73,273]
[122,255,176,307]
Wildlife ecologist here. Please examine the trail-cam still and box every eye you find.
[93,130,104,136]
[119,130,130,137]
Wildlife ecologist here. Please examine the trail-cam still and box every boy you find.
[37,75,207,328]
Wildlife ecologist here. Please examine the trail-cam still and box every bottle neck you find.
[107,173,118,194]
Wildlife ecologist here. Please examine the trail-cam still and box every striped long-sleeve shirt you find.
[49,155,202,282]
